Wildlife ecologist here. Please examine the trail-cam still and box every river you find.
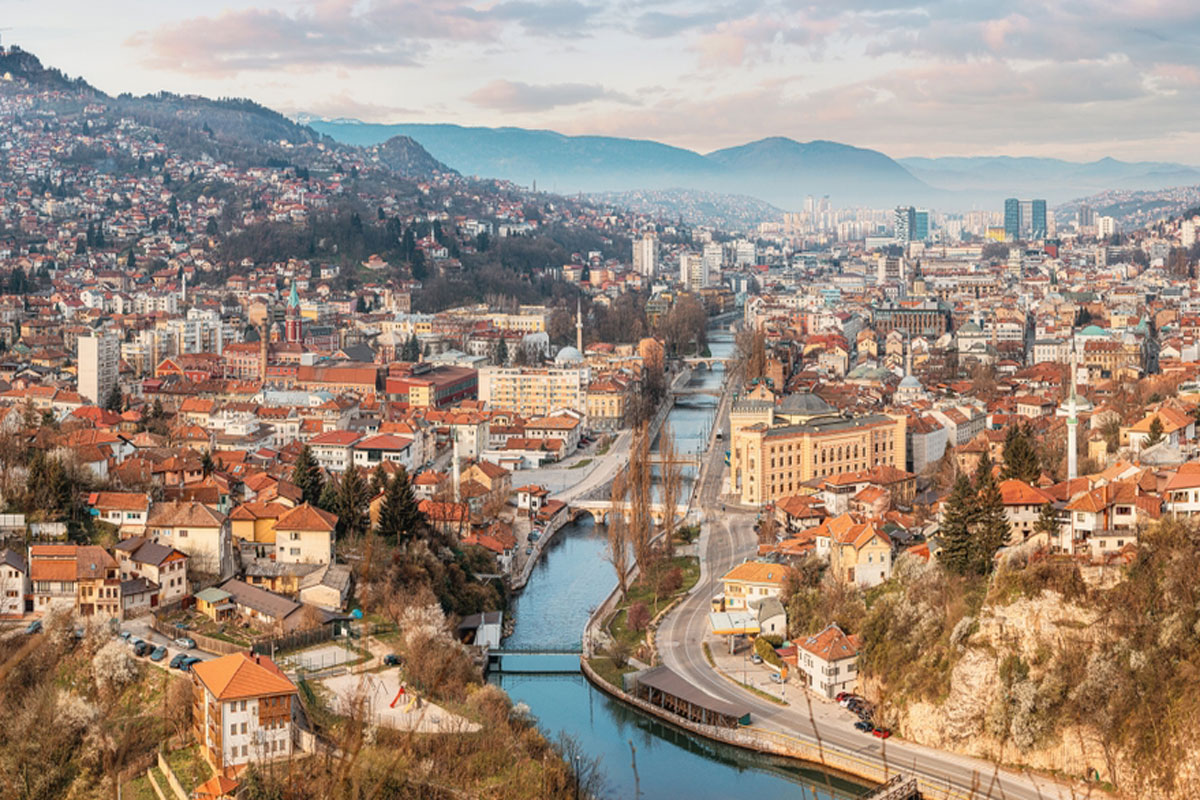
[491,329,867,800]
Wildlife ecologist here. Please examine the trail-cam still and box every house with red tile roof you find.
[793,624,861,698]
[274,503,338,565]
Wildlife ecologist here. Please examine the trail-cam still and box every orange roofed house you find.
[192,652,298,773]
[793,623,860,699]
[720,561,791,611]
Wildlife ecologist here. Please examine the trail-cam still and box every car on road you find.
[174,637,196,650]
[854,720,874,733]
[150,645,168,662]
[768,672,784,684]
[24,620,41,635]
[750,653,763,664]
[133,640,151,657]
[872,727,892,739]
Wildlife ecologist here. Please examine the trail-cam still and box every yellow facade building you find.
[728,393,906,506]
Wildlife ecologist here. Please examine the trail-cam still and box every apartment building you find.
[192,652,297,772]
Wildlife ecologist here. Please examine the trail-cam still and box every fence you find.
[252,625,333,657]
[151,617,245,655]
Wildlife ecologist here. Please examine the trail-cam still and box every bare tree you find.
[658,424,682,560]
[606,468,629,598]
[626,423,655,577]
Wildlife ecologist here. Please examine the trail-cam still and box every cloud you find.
[466,79,636,112]
[127,0,500,76]
[487,1,601,35]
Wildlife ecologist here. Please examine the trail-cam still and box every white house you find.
[307,430,362,473]
[794,623,860,699]
[0,549,29,617]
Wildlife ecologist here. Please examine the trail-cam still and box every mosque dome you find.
[554,345,585,366]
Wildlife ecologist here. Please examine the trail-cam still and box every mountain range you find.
[302,117,1200,212]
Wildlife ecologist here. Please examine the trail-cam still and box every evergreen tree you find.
[1145,416,1165,448]
[334,466,370,539]
[1000,424,1041,483]
[378,467,422,543]
[401,334,421,362]
[974,449,995,491]
[939,474,979,575]
[369,464,389,498]
[1033,502,1060,543]
[291,445,324,505]
[126,250,135,268]
[317,479,338,514]
[200,450,215,478]
[103,384,122,413]
[494,336,508,366]
[973,465,1010,574]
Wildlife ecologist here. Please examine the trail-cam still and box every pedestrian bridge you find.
[485,649,581,674]
[572,499,689,525]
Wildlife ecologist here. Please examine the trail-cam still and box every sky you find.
[6,0,1200,161]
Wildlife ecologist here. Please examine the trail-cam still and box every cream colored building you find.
[478,361,591,419]
[728,393,906,506]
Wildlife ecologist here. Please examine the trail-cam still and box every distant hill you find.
[305,120,936,209]
[588,188,784,231]
[0,46,94,92]
[369,135,453,178]
[899,155,1200,204]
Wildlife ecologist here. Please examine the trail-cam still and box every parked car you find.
[118,630,131,641]
[128,637,144,650]
[872,727,892,739]
[750,653,763,665]
[854,720,874,733]
[181,656,203,671]
[73,627,85,639]
[768,672,784,684]
[150,645,168,662]
[174,637,196,650]
[835,692,851,702]
[383,654,401,666]
[133,641,151,657]
[24,620,41,635]
[174,621,190,630]
[169,653,188,669]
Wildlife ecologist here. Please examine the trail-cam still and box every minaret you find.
[452,436,461,502]
[576,297,583,352]
[1057,346,1092,481]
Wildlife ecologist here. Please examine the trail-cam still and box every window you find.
[290,548,300,556]
[179,529,188,538]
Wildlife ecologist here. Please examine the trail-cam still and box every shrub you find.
[754,636,783,668]
[627,602,651,632]
[659,566,683,595]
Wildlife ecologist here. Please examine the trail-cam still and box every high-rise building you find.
[894,206,916,242]
[1098,216,1118,238]
[1004,198,1047,240]
[1078,204,1095,229]
[633,232,658,277]
[680,252,708,290]
[913,209,930,242]
[78,331,119,405]
[702,242,722,282]
[1031,199,1047,239]
[1004,198,1020,241]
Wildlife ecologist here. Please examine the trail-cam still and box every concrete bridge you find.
[572,499,690,525]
